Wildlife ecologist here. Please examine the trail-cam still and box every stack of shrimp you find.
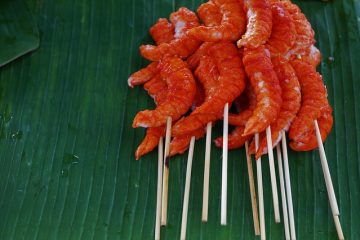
[128,0,333,161]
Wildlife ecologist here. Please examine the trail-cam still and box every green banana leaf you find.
[0,0,359,239]
[0,0,39,67]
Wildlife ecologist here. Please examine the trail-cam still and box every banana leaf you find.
[0,0,39,67]
[0,0,359,239]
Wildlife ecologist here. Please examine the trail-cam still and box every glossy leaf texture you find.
[0,0,39,67]
[0,0,359,239]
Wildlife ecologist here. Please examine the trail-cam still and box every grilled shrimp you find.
[250,56,301,158]
[149,18,175,45]
[140,8,201,61]
[242,45,282,136]
[187,42,215,70]
[197,0,222,26]
[237,0,272,48]
[188,0,246,42]
[143,74,168,105]
[266,2,296,56]
[214,126,252,149]
[133,56,196,128]
[172,42,246,136]
[289,59,332,151]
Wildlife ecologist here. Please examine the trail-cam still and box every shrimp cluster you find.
[128,0,333,160]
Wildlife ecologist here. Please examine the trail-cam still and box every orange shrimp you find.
[250,56,301,158]
[237,0,272,48]
[301,45,321,68]
[169,128,205,157]
[143,74,167,105]
[266,2,296,56]
[280,0,315,57]
[197,1,222,26]
[242,45,282,136]
[228,84,256,126]
[188,0,246,42]
[149,18,175,45]
[172,42,246,136]
[133,56,196,128]
[186,42,215,70]
[214,125,252,149]
[289,59,332,151]
[140,7,201,61]
[127,62,159,87]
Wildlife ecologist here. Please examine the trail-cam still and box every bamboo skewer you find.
[266,126,281,223]
[245,141,260,235]
[281,131,296,240]
[221,103,229,225]
[155,137,164,240]
[276,144,290,240]
[314,120,344,240]
[180,136,196,240]
[255,133,266,240]
[161,117,172,226]
[202,122,212,222]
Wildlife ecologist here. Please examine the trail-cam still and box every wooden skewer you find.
[180,136,196,240]
[314,120,344,240]
[281,131,296,240]
[255,133,266,240]
[266,126,281,223]
[161,117,172,226]
[221,103,229,225]
[276,144,290,240]
[245,141,260,235]
[155,137,164,240]
[202,122,212,222]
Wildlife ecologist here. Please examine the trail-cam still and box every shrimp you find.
[289,59,331,151]
[250,56,301,158]
[127,62,159,87]
[188,0,246,42]
[242,45,282,136]
[301,45,321,68]
[228,84,256,126]
[237,0,272,48]
[186,42,215,70]
[133,56,196,128]
[172,42,246,136]
[266,2,296,56]
[143,74,167,105]
[149,18,175,45]
[140,7,201,61]
[214,126,252,149]
[197,1,222,26]
[169,128,206,157]
[280,0,315,57]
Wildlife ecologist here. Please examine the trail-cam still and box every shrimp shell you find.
[237,0,272,48]
[140,8,201,61]
[172,42,246,136]
[214,126,252,149]
[149,18,175,45]
[197,1,222,26]
[133,56,196,128]
[289,59,330,149]
[242,46,282,136]
[188,0,246,42]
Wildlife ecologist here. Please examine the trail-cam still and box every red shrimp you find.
[188,0,246,42]
[301,45,321,68]
[237,0,272,48]
[172,42,246,136]
[250,56,301,158]
[169,128,206,157]
[127,62,159,87]
[280,0,315,57]
[266,2,296,56]
[214,126,252,149]
[228,84,256,126]
[133,56,196,128]
[186,42,215,70]
[143,74,167,105]
[149,18,175,45]
[197,1,222,26]
[140,8,201,61]
[289,59,331,150]
[242,45,282,136]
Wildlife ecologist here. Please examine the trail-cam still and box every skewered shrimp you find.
[128,62,159,87]
[214,126,252,149]
[187,42,215,70]
[289,59,331,150]
[140,8,201,61]
[169,128,206,157]
[172,42,246,136]
[188,0,246,42]
[301,45,321,67]
[143,74,168,105]
[250,56,301,158]
[242,45,282,136]
[266,2,296,56]
[149,18,175,45]
[133,56,196,128]
[197,0,222,26]
[228,84,256,126]
[237,0,272,48]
